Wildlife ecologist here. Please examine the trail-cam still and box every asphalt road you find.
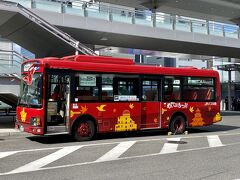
[0,116,240,180]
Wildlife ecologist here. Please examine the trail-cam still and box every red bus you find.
[16,55,221,141]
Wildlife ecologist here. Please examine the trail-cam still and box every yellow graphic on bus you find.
[213,112,221,123]
[96,104,106,112]
[189,107,194,113]
[154,118,158,123]
[70,105,88,118]
[115,110,137,132]
[191,108,204,126]
[20,108,27,122]
[80,105,88,114]
[70,110,81,118]
[161,108,167,114]
[129,103,134,109]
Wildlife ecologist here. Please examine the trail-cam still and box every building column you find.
[228,58,232,111]
[135,54,144,63]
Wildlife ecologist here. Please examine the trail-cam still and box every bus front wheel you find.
[73,119,95,141]
[169,115,186,134]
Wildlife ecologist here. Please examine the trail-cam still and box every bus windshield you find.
[19,73,42,108]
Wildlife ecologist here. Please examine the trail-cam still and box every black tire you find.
[73,119,96,141]
[169,115,186,134]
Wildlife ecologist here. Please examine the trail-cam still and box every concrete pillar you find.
[207,59,213,69]
[206,21,210,35]
[135,54,144,63]
[172,16,176,30]
[228,57,232,111]
[151,9,156,27]
[190,20,193,32]
[61,3,66,13]
[31,0,36,8]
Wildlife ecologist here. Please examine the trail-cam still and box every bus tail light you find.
[30,117,41,126]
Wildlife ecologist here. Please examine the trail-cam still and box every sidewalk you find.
[0,115,21,137]
[221,110,240,116]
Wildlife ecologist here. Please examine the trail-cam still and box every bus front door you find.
[46,74,71,134]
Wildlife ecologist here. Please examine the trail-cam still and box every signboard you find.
[114,95,138,101]
[23,63,33,72]
[23,63,40,72]
[80,75,96,86]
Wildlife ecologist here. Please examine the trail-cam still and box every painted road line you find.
[1,139,238,176]
[1,131,239,156]
[8,145,82,174]
[95,141,136,162]
[0,151,17,159]
[207,135,223,147]
[160,138,181,154]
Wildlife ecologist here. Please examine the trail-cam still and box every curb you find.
[0,129,26,137]
[221,111,240,116]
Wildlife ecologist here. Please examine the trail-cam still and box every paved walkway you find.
[0,116,21,137]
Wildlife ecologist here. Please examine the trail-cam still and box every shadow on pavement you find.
[27,134,75,144]
[188,124,240,134]
[27,130,168,144]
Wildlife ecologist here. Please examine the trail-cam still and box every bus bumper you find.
[15,122,44,135]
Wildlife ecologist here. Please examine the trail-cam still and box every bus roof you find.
[24,55,219,77]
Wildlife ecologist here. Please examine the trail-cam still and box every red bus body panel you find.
[70,103,141,133]
[16,106,45,135]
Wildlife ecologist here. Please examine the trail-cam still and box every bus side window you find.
[197,88,213,101]
[183,77,215,101]
[142,80,158,101]
[163,76,181,101]
[74,74,99,101]
[101,75,114,101]
[114,77,139,101]
[184,89,197,100]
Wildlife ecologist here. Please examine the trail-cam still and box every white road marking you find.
[0,131,239,156]
[0,151,17,159]
[8,145,82,174]
[95,141,136,162]
[0,136,238,176]
[207,135,223,147]
[160,138,181,154]
[1,140,235,176]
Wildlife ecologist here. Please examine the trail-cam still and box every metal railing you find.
[1,0,97,56]
[4,0,240,39]
[0,49,27,76]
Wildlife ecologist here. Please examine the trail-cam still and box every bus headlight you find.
[30,117,41,126]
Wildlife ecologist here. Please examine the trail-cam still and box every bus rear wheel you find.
[74,119,95,141]
[169,115,186,134]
